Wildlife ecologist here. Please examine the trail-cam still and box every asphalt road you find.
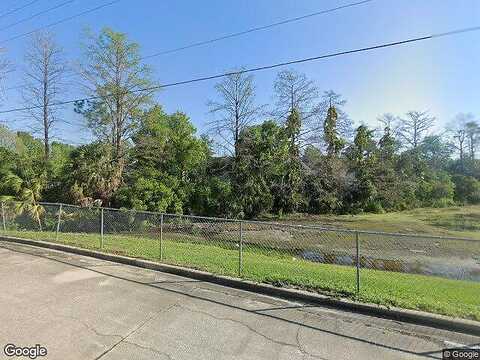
[0,241,478,360]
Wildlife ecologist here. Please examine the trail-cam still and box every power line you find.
[0,0,75,33]
[0,0,119,87]
[1,0,371,93]
[141,0,373,60]
[0,25,479,115]
[0,0,121,44]
[0,0,42,20]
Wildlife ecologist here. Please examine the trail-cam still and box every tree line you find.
[0,28,479,219]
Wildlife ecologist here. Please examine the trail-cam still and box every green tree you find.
[0,147,20,199]
[281,108,303,213]
[0,125,22,152]
[417,171,455,207]
[63,142,117,206]
[115,106,208,213]
[345,125,378,212]
[418,135,453,171]
[0,142,46,229]
[75,28,156,198]
[373,126,415,210]
[187,138,235,216]
[235,120,290,217]
[323,105,345,157]
[302,145,347,213]
[0,133,47,202]
[319,91,353,140]
[42,142,75,203]
[452,175,480,204]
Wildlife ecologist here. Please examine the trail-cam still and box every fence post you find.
[355,231,360,294]
[238,221,243,277]
[55,204,63,242]
[100,208,104,249]
[159,213,164,261]
[1,202,6,233]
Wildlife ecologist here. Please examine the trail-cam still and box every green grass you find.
[3,229,480,321]
[264,205,480,239]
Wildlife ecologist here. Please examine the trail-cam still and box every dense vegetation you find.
[1,28,479,220]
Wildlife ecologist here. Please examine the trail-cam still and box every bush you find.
[417,172,455,207]
[364,200,385,214]
[452,175,480,204]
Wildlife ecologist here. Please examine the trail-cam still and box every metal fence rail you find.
[1,201,479,296]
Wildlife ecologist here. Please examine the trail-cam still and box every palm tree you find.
[4,172,45,231]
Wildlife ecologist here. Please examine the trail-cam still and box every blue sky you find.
[0,0,479,145]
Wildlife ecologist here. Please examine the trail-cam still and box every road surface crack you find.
[46,307,123,339]
[74,318,124,339]
[295,315,330,360]
[122,340,174,360]
[178,304,296,347]
[178,304,328,359]
[93,303,179,360]
[294,306,444,348]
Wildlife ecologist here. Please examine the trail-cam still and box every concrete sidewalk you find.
[0,242,478,360]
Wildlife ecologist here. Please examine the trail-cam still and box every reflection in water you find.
[300,251,480,282]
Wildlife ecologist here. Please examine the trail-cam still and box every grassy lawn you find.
[3,229,479,321]
[264,205,480,240]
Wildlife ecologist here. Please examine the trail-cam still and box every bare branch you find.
[21,31,67,161]
[398,110,435,149]
[0,48,14,105]
[207,70,264,157]
[447,113,478,161]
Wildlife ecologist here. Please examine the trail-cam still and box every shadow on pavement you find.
[2,242,477,359]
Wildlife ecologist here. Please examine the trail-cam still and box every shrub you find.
[452,175,480,204]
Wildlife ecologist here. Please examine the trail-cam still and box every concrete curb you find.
[2,235,480,336]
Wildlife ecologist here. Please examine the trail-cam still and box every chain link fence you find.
[1,201,479,300]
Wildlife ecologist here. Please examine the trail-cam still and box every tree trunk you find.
[43,62,49,162]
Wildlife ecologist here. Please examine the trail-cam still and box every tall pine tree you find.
[323,104,345,157]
